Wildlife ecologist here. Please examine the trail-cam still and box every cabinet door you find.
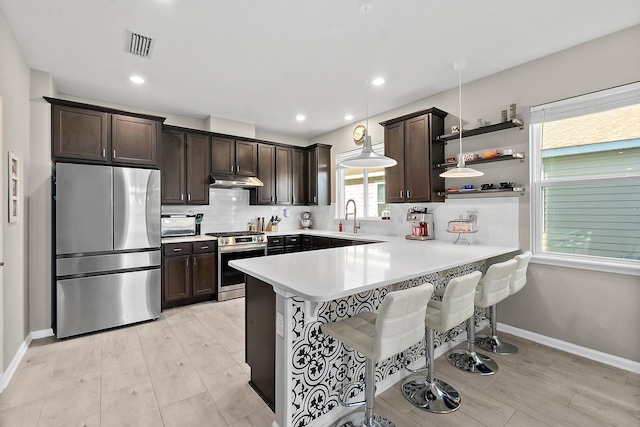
[236,141,258,176]
[111,115,158,166]
[192,253,216,296]
[186,133,209,204]
[161,130,186,204]
[275,146,292,205]
[404,114,430,202]
[291,148,306,205]
[316,145,331,206]
[384,122,405,203]
[163,255,191,302]
[211,137,235,174]
[256,144,275,205]
[52,105,108,162]
[307,147,318,205]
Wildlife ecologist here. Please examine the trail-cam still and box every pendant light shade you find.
[340,2,397,170]
[440,58,483,179]
[340,135,397,168]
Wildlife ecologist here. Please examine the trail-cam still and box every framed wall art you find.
[8,151,19,223]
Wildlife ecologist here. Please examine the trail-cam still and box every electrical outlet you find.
[276,312,284,337]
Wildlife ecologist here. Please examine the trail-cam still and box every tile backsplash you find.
[161,188,313,233]
[162,188,519,247]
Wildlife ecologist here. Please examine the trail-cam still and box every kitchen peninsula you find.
[230,235,519,427]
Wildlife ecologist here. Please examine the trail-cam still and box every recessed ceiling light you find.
[344,114,354,121]
[296,114,306,121]
[130,75,145,84]
[371,77,385,86]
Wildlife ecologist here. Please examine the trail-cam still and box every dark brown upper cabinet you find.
[211,137,257,177]
[161,128,209,205]
[291,148,306,206]
[52,105,108,162]
[111,114,157,166]
[275,146,293,205]
[254,143,276,205]
[47,97,164,167]
[380,108,447,203]
[307,144,331,205]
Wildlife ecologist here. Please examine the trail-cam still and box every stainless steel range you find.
[206,231,268,301]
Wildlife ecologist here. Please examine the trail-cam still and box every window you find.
[336,144,390,219]
[530,82,640,272]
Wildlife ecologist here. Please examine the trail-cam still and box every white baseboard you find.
[497,323,640,375]
[0,328,54,392]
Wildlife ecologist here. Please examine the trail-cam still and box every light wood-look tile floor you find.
[1,298,638,427]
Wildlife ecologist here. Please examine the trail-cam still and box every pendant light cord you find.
[458,65,464,168]
[364,5,369,135]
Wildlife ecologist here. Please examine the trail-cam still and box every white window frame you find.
[530,82,640,276]
[335,143,387,220]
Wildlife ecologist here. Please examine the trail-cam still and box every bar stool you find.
[476,251,532,355]
[321,283,434,427]
[401,271,482,414]
[447,259,517,375]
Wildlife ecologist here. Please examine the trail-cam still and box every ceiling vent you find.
[128,31,154,59]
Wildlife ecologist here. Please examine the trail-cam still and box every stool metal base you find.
[401,374,461,414]
[336,411,395,427]
[447,349,498,375]
[475,335,519,355]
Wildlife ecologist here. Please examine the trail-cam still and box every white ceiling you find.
[1,0,639,139]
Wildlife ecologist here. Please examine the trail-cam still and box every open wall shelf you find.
[437,119,524,142]
[436,152,524,168]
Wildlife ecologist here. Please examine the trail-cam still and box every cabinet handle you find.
[188,194,191,201]
[231,165,234,172]
[200,245,209,250]
[407,190,411,199]
[194,257,197,266]
[400,190,404,198]
[186,258,189,267]
[271,196,273,202]
[181,193,184,201]
[113,150,116,158]
[173,248,182,252]
[314,196,317,203]
[102,148,106,158]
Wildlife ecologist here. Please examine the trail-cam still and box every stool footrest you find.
[337,380,370,408]
[475,335,519,355]
[404,355,428,374]
[447,349,498,375]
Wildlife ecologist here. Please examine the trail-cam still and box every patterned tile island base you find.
[275,261,485,427]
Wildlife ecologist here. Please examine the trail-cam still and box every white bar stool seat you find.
[447,259,517,375]
[401,271,482,414]
[476,251,532,355]
[321,283,434,427]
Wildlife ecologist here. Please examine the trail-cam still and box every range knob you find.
[219,238,227,245]
[252,236,258,242]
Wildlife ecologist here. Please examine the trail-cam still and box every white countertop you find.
[230,236,519,302]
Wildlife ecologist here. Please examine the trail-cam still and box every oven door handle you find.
[219,244,267,254]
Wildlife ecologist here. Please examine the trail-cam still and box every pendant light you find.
[340,3,397,169]
[440,58,484,178]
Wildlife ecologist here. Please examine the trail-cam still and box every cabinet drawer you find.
[163,243,191,256]
[267,236,284,247]
[191,241,216,254]
[302,236,313,246]
[285,235,301,245]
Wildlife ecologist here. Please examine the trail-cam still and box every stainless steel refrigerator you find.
[55,163,161,338]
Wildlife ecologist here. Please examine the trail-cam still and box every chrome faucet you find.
[345,199,360,234]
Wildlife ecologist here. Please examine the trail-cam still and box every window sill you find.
[532,253,640,277]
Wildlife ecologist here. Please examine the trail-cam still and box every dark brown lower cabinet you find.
[162,242,216,309]
[245,275,276,410]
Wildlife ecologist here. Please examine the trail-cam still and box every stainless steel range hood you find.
[209,174,264,188]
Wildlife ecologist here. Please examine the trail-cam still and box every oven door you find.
[218,244,267,300]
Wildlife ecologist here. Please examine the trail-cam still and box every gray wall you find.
[312,25,640,362]
[0,12,31,371]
